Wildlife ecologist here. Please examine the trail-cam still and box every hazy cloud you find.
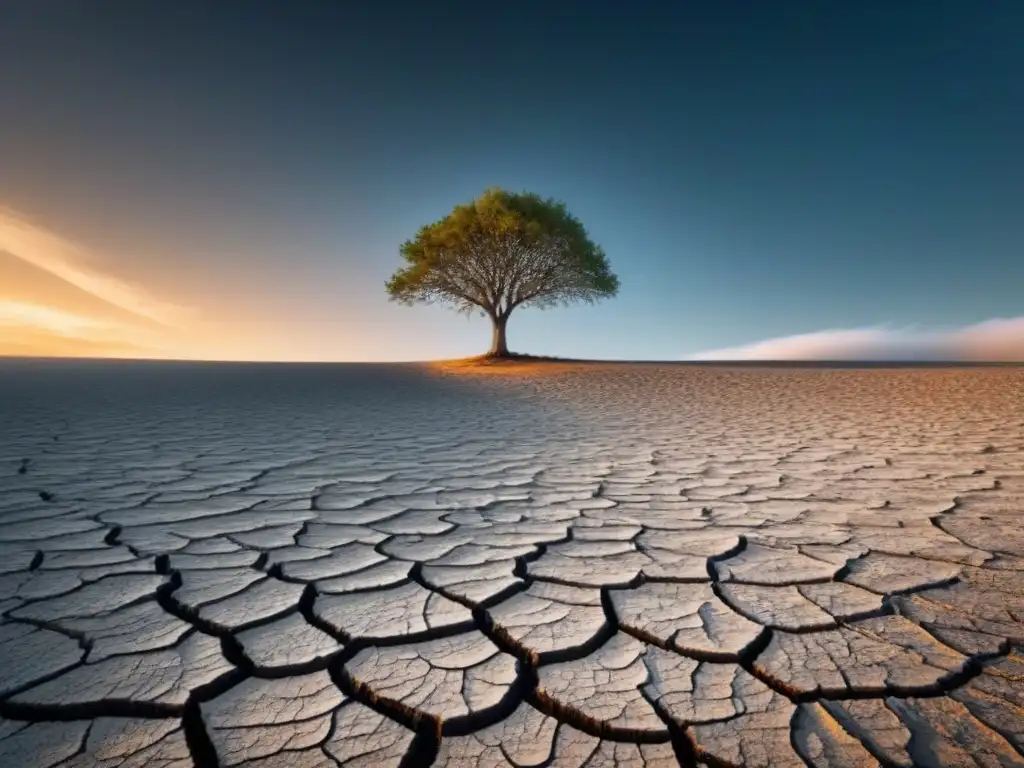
[0,300,115,338]
[0,207,192,327]
[689,318,1024,362]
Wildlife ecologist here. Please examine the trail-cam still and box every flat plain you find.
[0,359,1022,767]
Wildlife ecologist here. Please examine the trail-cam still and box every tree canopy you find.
[386,188,618,356]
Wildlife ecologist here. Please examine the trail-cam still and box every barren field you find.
[1,360,1022,767]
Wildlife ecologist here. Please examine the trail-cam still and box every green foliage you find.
[386,188,618,320]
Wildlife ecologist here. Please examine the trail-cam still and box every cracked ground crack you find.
[3,364,1024,765]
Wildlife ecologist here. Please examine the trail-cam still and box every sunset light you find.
[1,5,1022,765]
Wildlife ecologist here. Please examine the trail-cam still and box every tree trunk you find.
[488,314,510,357]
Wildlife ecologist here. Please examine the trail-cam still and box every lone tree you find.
[386,188,619,357]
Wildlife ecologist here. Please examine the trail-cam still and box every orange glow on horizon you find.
[0,206,372,363]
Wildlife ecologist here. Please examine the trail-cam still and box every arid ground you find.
[1,360,1022,767]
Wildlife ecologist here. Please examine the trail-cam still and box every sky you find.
[1,1,1023,362]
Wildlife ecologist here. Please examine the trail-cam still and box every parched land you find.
[0,360,1022,767]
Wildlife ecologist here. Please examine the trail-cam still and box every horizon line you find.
[1,354,1023,368]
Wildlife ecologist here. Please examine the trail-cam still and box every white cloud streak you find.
[0,300,114,338]
[689,318,1024,362]
[0,207,192,327]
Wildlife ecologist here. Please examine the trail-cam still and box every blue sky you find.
[1,1,1022,360]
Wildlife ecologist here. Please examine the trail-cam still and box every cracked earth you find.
[1,360,1023,767]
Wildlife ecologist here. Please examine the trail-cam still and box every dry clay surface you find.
[1,360,1023,767]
